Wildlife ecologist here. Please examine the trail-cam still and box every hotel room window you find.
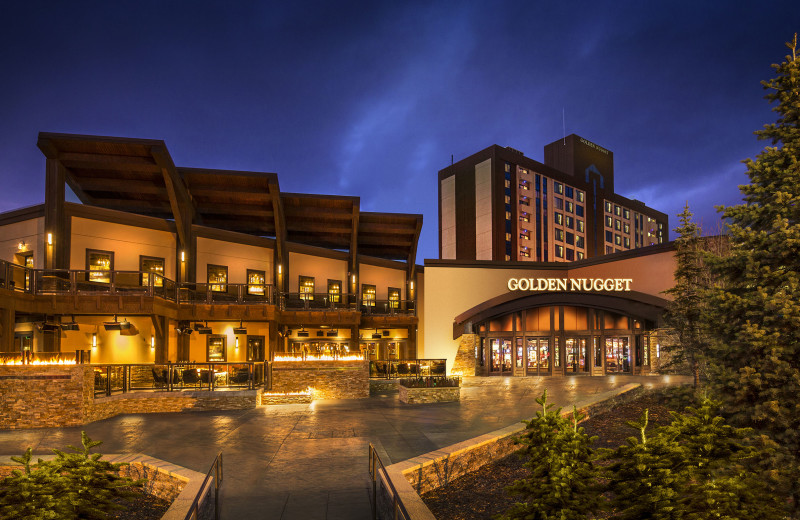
[565,215,574,229]
[207,264,228,292]
[554,197,563,210]
[505,195,511,204]
[520,250,530,258]
[614,205,621,216]
[606,245,614,254]
[605,201,612,213]
[576,236,585,249]
[554,212,563,225]
[555,229,564,242]
[624,237,631,248]
[247,269,266,295]
[555,245,564,258]
[565,201,573,213]
[505,211,511,220]
[207,335,226,362]
[299,276,315,300]
[615,219,621,231]
[576,190,585,203]
[605,230,613,242]
[615,234,622,246]
[139,256,164,287]
[577,252,585,260]
[388,287,400,309]
[624,208,631,220]
[577,220,584,233]
[86,249,113,283]
[565,186,573,198]
[328,279,341,303]
[624,223,630,234]
[566,248,574,261]
[361,284,376,306]
[554,182,563,194]
[575,205,584,217]
[605,215,613,227]
[566,232,574,246]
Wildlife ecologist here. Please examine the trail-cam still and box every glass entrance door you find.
[565,337,589,373]
[605,337,631,373]
[525,338,550,376]
[489,338,512,374]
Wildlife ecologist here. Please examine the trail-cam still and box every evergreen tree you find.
[661,203,707,387]
[605,398,784,520]
[500,390,604,520]
[704,34,800,510]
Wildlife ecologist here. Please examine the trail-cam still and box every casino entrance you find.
[473,305,654,377]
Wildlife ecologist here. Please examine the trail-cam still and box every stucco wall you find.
[287,252,346,292]
[196,237,272,285]
[0,217,44,268]
[422,249,676,373]
[359,263,406,299]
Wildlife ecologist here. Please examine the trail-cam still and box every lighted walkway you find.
[0,375,689,519]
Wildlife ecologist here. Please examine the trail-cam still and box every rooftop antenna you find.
[451,154,453,166]
[562,108,566,145]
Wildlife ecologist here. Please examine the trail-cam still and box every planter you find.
[399,385,460,404]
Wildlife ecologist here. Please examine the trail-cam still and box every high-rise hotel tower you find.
[438,134,667,262]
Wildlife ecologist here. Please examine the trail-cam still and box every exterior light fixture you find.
[150,335,155,350]
[352,274,356,284]
[278,264,282,274]
[410,281,414,290]
[235,337,240,350]
[91,333,97,349]
[233,320,247,335]
[17,241,27,252]
[46,233,53,245]
[180,251,185,262]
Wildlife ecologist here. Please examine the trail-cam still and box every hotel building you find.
[0,133,422,365]
[439,134,668,262]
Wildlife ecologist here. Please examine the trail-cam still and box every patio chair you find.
[230,369,250,386]
[182,368,200,387]
[151,368,166,388]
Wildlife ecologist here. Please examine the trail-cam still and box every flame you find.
[263,386,314,397]
[1,359,77,366]
[273,354,364,362]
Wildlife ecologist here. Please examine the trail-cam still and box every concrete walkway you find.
[0,375,689,519]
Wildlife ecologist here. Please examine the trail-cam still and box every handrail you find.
[369,443,410,520]
[185,452,223,520]
[0,260,417,312]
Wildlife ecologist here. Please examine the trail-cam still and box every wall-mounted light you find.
[91,333,97,349]
[278,264,282,274]
[46,233,53,246]
[351,274,356,284]
[17,241,27,252]
[180,251,185,262]
[410,281,414,290]
[150,335,155,351]
[235,337,240,350]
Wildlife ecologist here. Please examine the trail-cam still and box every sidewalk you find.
[0,375,689,519]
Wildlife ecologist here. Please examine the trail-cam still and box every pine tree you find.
[605,398,784,519]
[500,390,604,520]
[704,34,800,510]
[661,203,707,387]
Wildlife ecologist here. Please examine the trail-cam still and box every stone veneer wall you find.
[451,334,478,376]
[0,365,257,429]
[0,365,93,429]
[270,359,369,399]
[399,385,460,404]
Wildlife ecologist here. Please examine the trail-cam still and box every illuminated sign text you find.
[507,278,632,292]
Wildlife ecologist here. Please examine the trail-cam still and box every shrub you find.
[0,432,142,520]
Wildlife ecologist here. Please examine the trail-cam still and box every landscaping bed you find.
[421,390,677,520]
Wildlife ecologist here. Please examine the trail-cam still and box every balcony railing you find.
[92,361,268,397]
[0,260,415,314]
[179,283,274,305]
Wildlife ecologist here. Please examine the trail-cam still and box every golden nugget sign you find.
[507,278,633,292]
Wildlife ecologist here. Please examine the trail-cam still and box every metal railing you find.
[185,452,223,520]
[92,361,268,397]
[280,292,356,311]
[369,443,410,520]
[0,260,415,314]
[179,283,274,305]
[360,299,415,316]
[369,359,446,379]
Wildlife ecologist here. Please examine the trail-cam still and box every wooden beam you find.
[44,159,68,269]
[270,181,287,293]
[75,177,166,195]
[350,201,359,298]
[57,152,161,172]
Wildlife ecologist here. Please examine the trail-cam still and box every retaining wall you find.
[270,359,369,399]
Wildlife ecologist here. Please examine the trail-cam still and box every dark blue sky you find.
[2,1,798,262]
